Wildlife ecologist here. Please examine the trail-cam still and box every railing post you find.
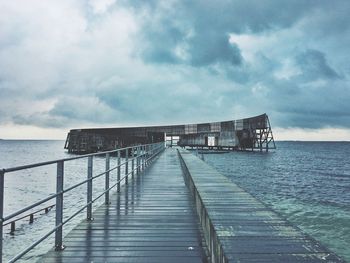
[117,150,121,192]
[55,161,64,250]
[29,214,34,224]
[125,148,129,185]
[0,170,4,262]
[141,146,144,171]
[105,153,110,205]
[137,146,140,174]
[10,222,15,234]
[131,147,135,178]
[87,156,93,221]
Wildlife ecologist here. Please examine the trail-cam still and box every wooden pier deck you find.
[178,149,345,263]
[39,148,345,263]
[40,148,207,263]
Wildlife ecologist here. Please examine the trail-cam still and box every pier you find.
[64,113,276,154]
[39,148,207,263]
[0,144,346,262]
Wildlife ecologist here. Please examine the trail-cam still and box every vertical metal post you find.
[87,156,93,220]
[131,147,135,178]
[260,130,263,152]
[142,146,145,170]
[145,145,148,167]
[117,150,121,192]
[137,146,140,174]
[125,148,129,185]
[266,129,269,152]
[10,222,15,234]
[55,161,64,250]
[105,153,110,205]
[140,146,142,171]
[29,214,34,223]
[0,170,5,262]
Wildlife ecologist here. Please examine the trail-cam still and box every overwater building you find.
[64,113,275,153]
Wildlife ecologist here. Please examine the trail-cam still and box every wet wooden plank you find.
[178,149,346,263]
[39,148,207,263]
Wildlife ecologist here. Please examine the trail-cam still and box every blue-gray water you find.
[0,140,127,262]
[0,140,349,262]
[203,141,350,262]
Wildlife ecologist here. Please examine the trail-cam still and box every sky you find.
[0,0,349,140]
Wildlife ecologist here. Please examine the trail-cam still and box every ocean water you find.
[203,141,350,262]
[0,140,349,262]
[0,140,127,262]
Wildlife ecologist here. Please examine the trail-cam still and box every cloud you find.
[0,0,350,138]
[295,49,340,80]
[127,0,331,68]
[88,0,116,15]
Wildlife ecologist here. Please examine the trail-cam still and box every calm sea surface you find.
[0,140,349,262]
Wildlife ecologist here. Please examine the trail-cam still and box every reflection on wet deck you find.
[40,148,207,263]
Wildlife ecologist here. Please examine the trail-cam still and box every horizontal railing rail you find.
[0,142,165,263]
[3,204,55,234]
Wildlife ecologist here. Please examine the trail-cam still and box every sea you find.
[0,140,349,262]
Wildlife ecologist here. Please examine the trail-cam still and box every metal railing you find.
[0,142,165,263]
[3,204,55,234]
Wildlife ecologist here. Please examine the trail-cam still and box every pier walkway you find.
[37,147,345,263]
[178,149,345,263]
[40,148,207,263]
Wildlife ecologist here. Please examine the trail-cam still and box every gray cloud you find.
[127,0,334,67]
[295,49,340,80]
[0,0,350,134]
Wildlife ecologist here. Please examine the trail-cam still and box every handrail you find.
[2,142,157,173]
[3,204,55,234]
[3,151,148,222]
[3,205,55,227]
[0,142,165,263]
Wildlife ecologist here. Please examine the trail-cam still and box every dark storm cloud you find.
[189,35,242,67]
[123,0,350,129]
[1,0,350,133]
[94,79,240,125]
[265,76,350,128]
[126,0,329,67]
[295,49,340,80]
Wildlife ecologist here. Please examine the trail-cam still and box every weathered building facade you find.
[64,113,275,153]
